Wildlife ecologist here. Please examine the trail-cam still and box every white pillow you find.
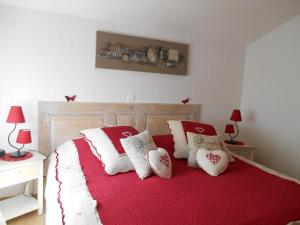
[80,127,138,175]
[167,120,188,159]
[120,130,156,179]
[167,120,221,159]
[196,148,229,176]
[147,148,172,179]
[187,132,222,168]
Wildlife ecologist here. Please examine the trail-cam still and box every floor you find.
[6,212,44,225]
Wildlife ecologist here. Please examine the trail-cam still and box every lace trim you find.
[55,149,66,225]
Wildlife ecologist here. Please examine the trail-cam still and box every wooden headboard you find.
[38,102,200,157]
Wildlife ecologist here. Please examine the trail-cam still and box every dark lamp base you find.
[9,151,29,158]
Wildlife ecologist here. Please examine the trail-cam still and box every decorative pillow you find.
[187,132,234,167]
[196,148,229,176]
[80,126,139,175]
[152,134,175,158]
[120,130,156,179]
[147,148,172,179]
[167,120,217,159]
[187,132,222,168]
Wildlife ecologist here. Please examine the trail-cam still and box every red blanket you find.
[73,138,300,225]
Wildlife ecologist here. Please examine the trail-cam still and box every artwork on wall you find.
[95,31,189,75]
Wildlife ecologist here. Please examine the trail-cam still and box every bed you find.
[39,102,300,225]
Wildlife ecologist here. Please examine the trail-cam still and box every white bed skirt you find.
[45,140,102,225]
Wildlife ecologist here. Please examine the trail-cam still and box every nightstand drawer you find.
[0,163,40,188]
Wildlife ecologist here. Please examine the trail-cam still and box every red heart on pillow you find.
[159,154,170,167]
[195,127,205,133]
[206,152,221,165]
[122,131,133,137]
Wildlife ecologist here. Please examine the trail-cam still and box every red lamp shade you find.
[16,129,32,144]
[230,109,242,122]
[225,124,234,134]
[6,106,25,123]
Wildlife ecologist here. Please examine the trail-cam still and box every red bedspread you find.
[73,138,300,225]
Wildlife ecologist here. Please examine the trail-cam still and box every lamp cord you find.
[8,123,19,151]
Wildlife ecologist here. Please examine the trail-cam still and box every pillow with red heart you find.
[147,148,172,179]
[167,120,218,159]
[80,126,139,175]
[196,148,229,176]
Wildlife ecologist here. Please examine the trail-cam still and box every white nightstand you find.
[224,141,255,160]
[0,151,45,222]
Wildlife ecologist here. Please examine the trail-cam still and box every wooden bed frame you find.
[38,102,200,157]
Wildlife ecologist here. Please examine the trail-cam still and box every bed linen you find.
[45,138,300,225]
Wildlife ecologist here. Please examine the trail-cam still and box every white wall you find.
[0,4,245,196]
[241,15,300,179]
[0,4,245,151]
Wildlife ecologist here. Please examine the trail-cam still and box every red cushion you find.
[101,126,139,154]
[152,134,175,157]
[181,121,217,136]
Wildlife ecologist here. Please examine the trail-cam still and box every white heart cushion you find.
[196,148,229,176]
[147,148,172,179]
[187,132,222,168]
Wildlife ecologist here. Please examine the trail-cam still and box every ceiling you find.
[1,0,300,45]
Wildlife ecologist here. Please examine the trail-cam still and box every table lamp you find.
[6,106,26,157]
[225,124,235,143]
[12,129,32,157]
[225,109,242,144]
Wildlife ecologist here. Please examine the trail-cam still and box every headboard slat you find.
[38,102,200,157]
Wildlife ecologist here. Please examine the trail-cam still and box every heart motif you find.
[206,152,221,165]
[122,131,132,137]
[159,154,170,167]
[147,148,172,179]
[195,127,205,133]
[196,149,229,176]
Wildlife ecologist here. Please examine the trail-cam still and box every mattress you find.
[45,138,300,225]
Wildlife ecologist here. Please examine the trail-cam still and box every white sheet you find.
[45,140,300,225]
[45,140,102,225]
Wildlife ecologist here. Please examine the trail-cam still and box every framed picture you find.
[96,31,189,75]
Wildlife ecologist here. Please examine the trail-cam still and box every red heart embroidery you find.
[206,152,221,165]
[159,154,170,167]
[122,131,132,137]
[195,127,205,133]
